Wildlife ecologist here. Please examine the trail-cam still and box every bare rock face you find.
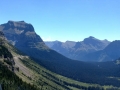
[0,21,49,59]
[2,20,34,32]
[0,21,44,47]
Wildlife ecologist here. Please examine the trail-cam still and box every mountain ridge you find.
[82,40,120,62]
[45,36,110,61]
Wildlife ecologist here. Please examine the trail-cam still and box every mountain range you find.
[45,39,120,62]
[45,37,110,61]
[82,40,120,62]
[0,21,120,89]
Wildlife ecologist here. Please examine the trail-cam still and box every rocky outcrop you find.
[0,21,44,47]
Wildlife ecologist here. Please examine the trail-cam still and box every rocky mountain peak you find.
[8,20,25,24]
[88,36,95,39]
[83,36,99,44]
[0,21,44,46]
[1,21,34,33]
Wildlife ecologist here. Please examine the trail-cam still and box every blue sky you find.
[0,0,120,41]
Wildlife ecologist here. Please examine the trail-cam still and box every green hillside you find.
[2,42,119,90]
[0,45,38,90]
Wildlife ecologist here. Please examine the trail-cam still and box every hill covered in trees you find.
[0,62,38,90]
[0,44,38,90]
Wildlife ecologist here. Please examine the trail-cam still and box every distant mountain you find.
[45,37,120,62]
[82,40,120,62]
[45,40,76,59]
[45,40,76,48]
[45,36,110,61]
